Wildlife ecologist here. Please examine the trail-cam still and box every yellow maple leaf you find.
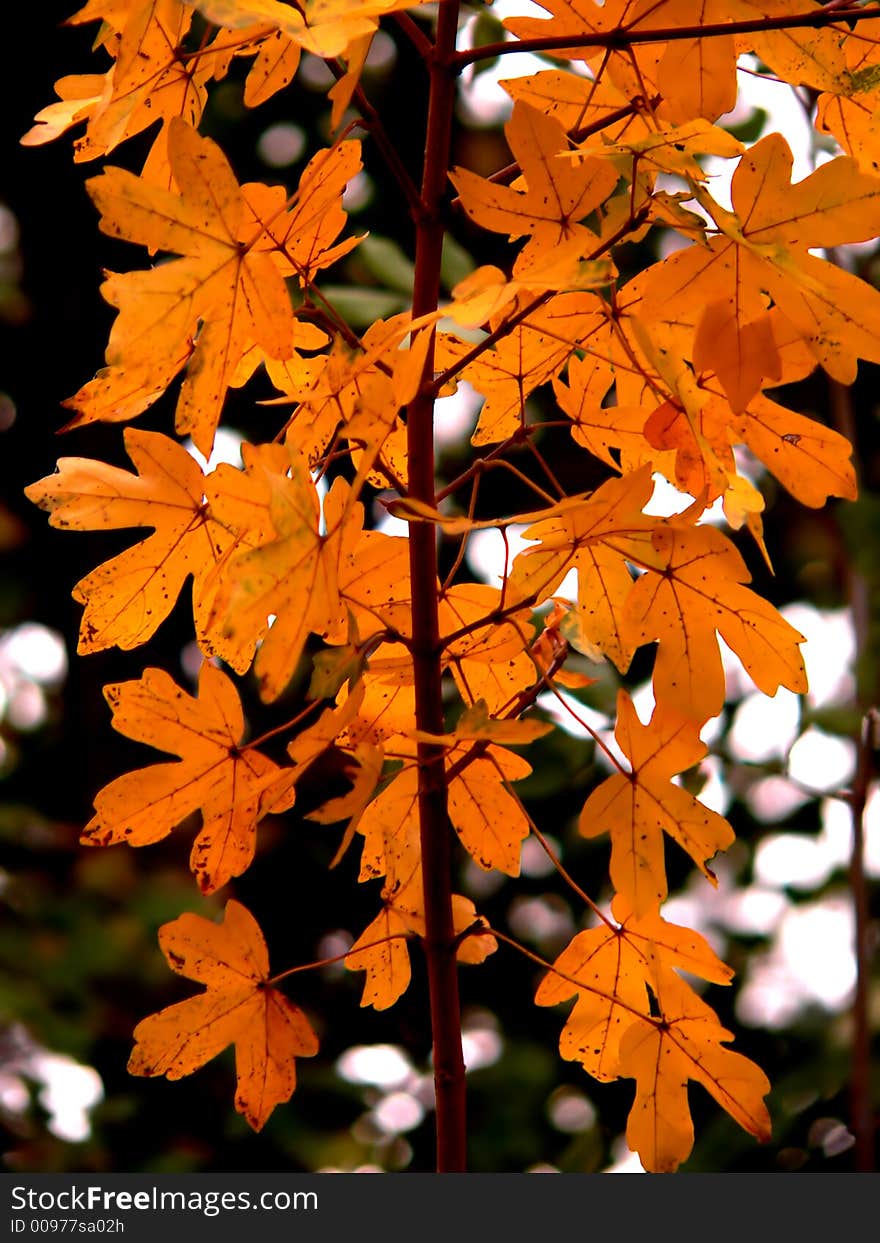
[643,132,880,406]
[579,692,734,916]
[186,0,430,59]
[507,467,657,672]
[207,459,411,701]
[22,1,211,182]
[536,894,733,1081]
[619,959,771,1172]
[450,101,618,268]
[622,519,808,722]
[438,292,607,447]
[82,663,295,893]
[129,899,318,1130]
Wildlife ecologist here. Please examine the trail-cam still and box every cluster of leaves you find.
[22,0,880,1171]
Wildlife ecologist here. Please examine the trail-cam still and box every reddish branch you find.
[450,5,880,71]
[405,0,467,1173]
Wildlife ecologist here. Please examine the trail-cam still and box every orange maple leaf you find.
[206,457,412,702]
[507,467,656,673]
[579,691,734,916]
[186,0,430,59]
[129,899,318,1130]
[619,959,771,1172]
[622,518,808,722]
[438,291,606,446]
[536,893,769,1171]
[535,894,733,1082]
[82,664,295,893]
[25,429,240,656]
[643,132,880,407]
[22,1,210,182]
[450,101,618,268]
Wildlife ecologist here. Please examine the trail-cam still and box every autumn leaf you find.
[345,904,415,1011]
[22,1,210,180]
[206,456,412,702]
[622,519,808,722]
[439,292,608,447]
[618,960,771,1172]
[507,467,657,672]
[579,691,734,916]
[25,429,237,655]
[450,101,618,268]
[185,0,430,59]
[65,118,355,455]
[129,899,318,1130]
[535,893,733,1081]
[82,663,295,893]
[643,132,880,406]
[447,744,533,876]
[345,889,496,1011]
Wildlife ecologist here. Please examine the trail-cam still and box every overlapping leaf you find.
[185,0,431,59]
[536,894,769,1171]
[65,118,355,455]
[535,894,733,1081]
[82,663,295,892]
[642,133,880,406]
[618,959,771,1172]
[451,101,618,268]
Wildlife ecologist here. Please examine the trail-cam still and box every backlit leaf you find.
[129,899,318,1130]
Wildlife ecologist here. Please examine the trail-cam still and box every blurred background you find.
[1,1,878,1173]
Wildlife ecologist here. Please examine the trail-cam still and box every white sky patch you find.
[1,1029,104,1144]
[372,496,410,538]
[435,382,482,448]
[185,426,244,472]
[461,1026,504,1072]
[535,686,613,751]
[342,171,373,212]
[604,1135,647,1174]
[336,1044,413,1088]
[688,56,817,225]
[508,894,576,945]
[628,679,655,725]
[547,1086,597,1134]
[371,1091,425,1134]
[728,688,801,763]
[695,754,731,817]
[520,833,562,877]
[1,623,67,685]
[863,786,880,878]
[736,895,856,1028]
[0,622,69,733]
[31,1053,104,1143]
[257,122,306,168]
[746,775,812,824]
[755,832,838,893]
[787,727,855,793]
[780,604,856,709]
[717,884,790,938]
[465,523,535,586]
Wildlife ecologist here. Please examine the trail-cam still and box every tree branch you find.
[449,6,880,71]
[405,0,467,1175]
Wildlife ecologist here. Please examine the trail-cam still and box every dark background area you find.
[1,2,878,1174]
